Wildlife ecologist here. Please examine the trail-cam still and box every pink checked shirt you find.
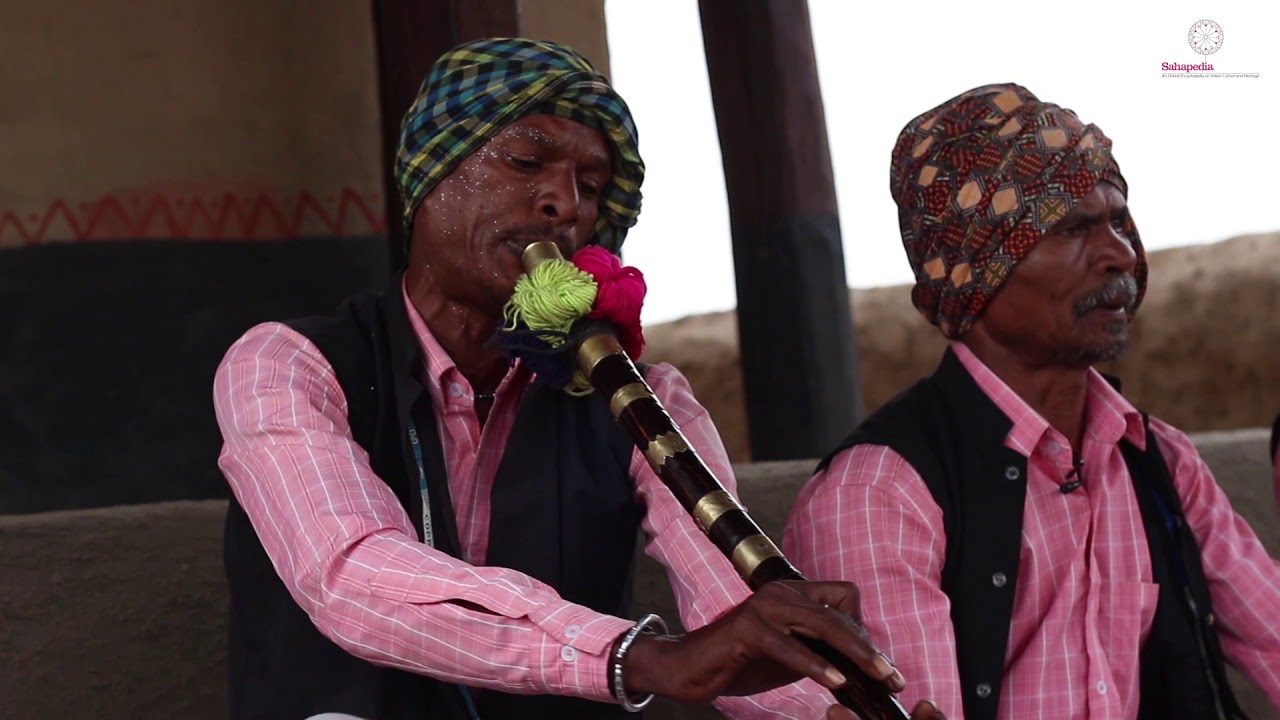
[213,286,832,719]
[784,342,1280,719]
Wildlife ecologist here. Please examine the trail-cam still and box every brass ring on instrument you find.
[520,241,564,270]
[691,489,744,532]
[609,382,652,417]
[644,431,689,467]
[577,333,627,380]
[730,534,784,577]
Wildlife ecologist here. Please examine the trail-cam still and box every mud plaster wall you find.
[0,0,610,514]
[0,0,607,245]
[0,0,381,245]
[646,233,1280,463]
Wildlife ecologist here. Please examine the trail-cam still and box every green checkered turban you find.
[396,37,644,253]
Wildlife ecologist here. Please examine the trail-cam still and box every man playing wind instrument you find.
[214,37,942,720]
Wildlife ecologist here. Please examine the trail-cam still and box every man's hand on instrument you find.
[619,580,908,704]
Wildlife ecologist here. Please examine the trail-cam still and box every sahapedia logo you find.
[1187,19,1224,56]
[1163,61,1213,72]
[1160,18,1257,78]
[1161,20,1221,73]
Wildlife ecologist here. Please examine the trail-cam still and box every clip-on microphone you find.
[1060,456,1085,494]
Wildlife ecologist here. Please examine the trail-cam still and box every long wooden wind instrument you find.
[520,242,910,720]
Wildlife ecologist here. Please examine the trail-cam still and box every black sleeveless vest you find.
[1270,413,1279,469]
[817,349,1244,720]
[224,279,644,720]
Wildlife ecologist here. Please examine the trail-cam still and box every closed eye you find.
[1056,222,1087,238]
[507,154,540,171]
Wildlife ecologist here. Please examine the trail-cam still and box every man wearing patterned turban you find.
[213,38,940,720]
[786,84,1280,720]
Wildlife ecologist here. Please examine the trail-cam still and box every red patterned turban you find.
[889,83,1147,338]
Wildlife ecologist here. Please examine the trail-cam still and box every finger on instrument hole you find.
[752,624,850,690]
[775,579,864,624]
[785,605,905,694]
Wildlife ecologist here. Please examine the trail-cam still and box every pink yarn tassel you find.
[572,246,647,358]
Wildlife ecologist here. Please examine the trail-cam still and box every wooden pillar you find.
[699,0,863,460]
[370,0,522,269]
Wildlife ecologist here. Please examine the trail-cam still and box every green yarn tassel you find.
[503,258,597,346]
[563,369,594,396]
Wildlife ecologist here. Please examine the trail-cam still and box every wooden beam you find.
[370,0,522,269]
[699,0,863,460]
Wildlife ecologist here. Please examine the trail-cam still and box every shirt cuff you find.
[530,608,636,702]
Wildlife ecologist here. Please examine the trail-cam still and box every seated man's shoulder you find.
[223,321,316,365]
[215,322,342,409]
[1144,414,1203,461]
[817,374,943,473]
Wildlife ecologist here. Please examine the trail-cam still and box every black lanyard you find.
[406,416,482,720]
[407,417,436,548]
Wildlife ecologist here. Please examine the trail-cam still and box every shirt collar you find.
[951,341,1146,455]
[1083,367,1148,450]
[399,279,527,408]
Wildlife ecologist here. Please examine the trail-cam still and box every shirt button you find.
[449,382,464,398]
[976,682,992,698]
[1004,466,1021,481]
[561,645,577,662]
[992,572,1008,588]
[1046,440,1062,454]
[1097,681,1107,695]
[565,624,582,638]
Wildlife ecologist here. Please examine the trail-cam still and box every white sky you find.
[605,0,1280,324]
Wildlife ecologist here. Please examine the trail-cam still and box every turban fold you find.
[889,83,1147,338]
[396,37,644,253]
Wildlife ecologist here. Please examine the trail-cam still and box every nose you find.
[1097,221,1138,276]
[536,166,581,227]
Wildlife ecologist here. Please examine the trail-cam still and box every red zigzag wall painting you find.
[1,189,388,245]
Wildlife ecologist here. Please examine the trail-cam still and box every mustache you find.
[1074,274,1139,316]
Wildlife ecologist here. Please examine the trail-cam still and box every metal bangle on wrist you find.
[610,613,669,712]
